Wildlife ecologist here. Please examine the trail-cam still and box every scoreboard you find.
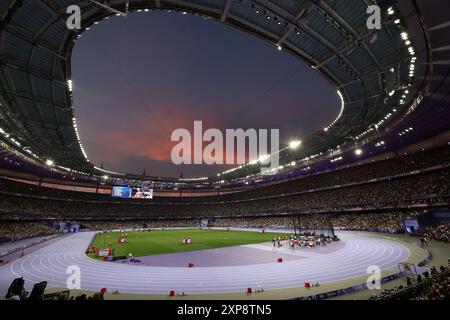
[111,186,153,199]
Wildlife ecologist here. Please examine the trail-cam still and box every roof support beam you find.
[1,90,69,110]
[315,17,396,69]
[0,67,43,146]
[317,1,381,66]
[277,1,310,45]
[277,26,293,46]
[89,0,130,17]
[0,0,20,28]
[338,56,413,88]
[33,17,58,42]
[295,0,311,20]
[3,26,67,61]
[221,0,232,21]
[0,60,67,86]
[316,0,384,94]
[254,0,361,79]
[349,91,387,104]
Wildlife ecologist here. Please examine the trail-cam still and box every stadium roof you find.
[0,0,429,181]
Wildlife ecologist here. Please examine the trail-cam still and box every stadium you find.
[0,0,449,304]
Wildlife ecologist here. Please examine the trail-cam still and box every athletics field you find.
[88,229,286,258]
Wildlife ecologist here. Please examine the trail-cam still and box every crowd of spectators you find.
[0,222,57,242]
[0,214,408,235]
[0,167,448,219]
[78,213,450,244]
[424,223,450,243]
[0,146,449,206]
[0,210,450,243]
[370,266,449,300]
[208,212,415,233]
[225,146,450,202]
[0,147,449,245]
[209,216,294,229]
[80,219,198,231]
[330,212,411,233]
[2,212,448,245]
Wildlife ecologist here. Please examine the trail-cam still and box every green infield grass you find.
[88,228,287,259]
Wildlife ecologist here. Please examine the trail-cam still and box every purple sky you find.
[71,11,339,178]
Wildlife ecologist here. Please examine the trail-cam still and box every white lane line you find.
[6,232,412,294]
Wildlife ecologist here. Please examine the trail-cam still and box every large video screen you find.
[111,186,132,199]
[132,187,153,199]
[111,186,153,199]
